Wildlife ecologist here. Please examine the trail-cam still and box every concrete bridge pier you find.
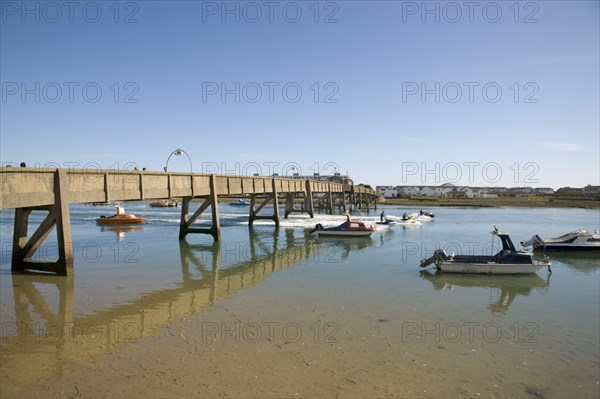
[356,192,366,210]
[179,175,221,241]
[284,192,314,218]
[304,180,314,218]
[249,179,280,226]
[333,191,346,212]
[326,186,334,215]
[284,181,315,219]
[348,188,356,212]
[11,170,74,275]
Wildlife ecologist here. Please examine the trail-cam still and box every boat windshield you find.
[497,233,516,251]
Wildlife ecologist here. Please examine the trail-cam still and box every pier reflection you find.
[0,227,323,391]
[419,270,551,315]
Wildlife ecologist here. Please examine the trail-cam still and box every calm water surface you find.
[1,203,599,397]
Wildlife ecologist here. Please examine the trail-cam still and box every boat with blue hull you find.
[229,199,250,206]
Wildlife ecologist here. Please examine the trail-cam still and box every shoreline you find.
[379,197,599,209]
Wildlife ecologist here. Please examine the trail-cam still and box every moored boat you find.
[420,227,550,274]
[90,202,111,206]
[521,230,600,252]
[310,215,376,237]
[149,200,177,207]
[97,205,144,224]
[229,198,250,206]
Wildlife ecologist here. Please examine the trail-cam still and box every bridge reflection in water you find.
[0,227,329,391]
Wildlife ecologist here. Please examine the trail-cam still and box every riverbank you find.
[381,196,599,209]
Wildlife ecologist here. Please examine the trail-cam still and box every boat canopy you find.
[494,232,516,252]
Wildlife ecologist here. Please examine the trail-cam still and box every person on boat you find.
[402,212,408,221]
[380,211,385,223]
[420,210,424,216]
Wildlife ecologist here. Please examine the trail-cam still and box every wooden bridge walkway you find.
[1,168,379,275]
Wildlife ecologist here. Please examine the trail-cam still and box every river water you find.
[0,203,598,398]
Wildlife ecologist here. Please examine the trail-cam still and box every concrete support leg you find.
[284,193,295,218]
[248,179,280,226]
[11,170,73,275]
[327,186,334,215]
[179,175,220,241]
[340,192,347,212]
[55,169,73,275]
[305,180,314,218]
[285,187,315,219]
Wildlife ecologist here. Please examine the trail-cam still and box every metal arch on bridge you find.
[1,168,379,275]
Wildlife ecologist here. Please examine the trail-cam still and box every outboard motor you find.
[309,223,324,234]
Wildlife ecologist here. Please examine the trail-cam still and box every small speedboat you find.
[149,200,177,207]
[310,215,376,237]
[521,230,600,252]
[97,205,144,224]
[420,227,550,274]
[229,199,250,206]
[376,219,397,225]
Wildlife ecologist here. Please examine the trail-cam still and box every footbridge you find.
[1,168,379,275]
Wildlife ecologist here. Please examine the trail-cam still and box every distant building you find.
[534,187,555,195]
[279,172,351,184]
[377,186,398,198]
[384,184,557,199]
[398,184,454,198]
[583,185,600,198]
[445,190,467,198]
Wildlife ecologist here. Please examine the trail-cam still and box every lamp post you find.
[164,149,193,172]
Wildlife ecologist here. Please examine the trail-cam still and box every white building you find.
[376,186,398,198]
[583,185,600,198]
[397,184,454,197]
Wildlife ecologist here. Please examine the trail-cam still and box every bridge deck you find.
[1,168,378,275]
[1,168,376,209]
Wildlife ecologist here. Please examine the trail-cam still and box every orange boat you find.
[97,205,144,224]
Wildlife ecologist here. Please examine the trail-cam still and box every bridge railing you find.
[1,168,374,210]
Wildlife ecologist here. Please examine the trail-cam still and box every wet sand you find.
[2,283,598,399]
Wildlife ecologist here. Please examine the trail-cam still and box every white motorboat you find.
[420,227,551,274]
[521,230,600,252]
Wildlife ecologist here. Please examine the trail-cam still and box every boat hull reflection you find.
[420,269,550,315]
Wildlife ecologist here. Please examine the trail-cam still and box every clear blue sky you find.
[1,1,598,189]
